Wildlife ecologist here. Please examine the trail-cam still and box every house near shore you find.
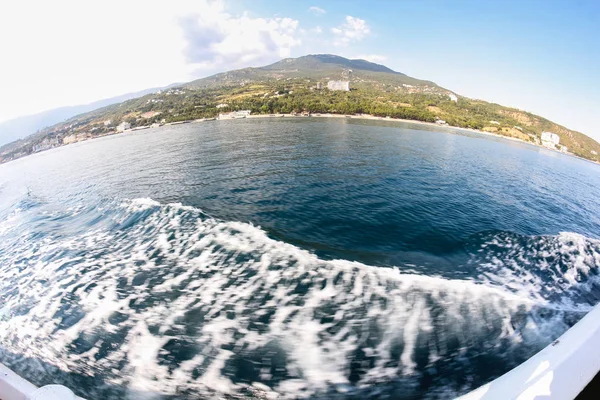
[116,122,131,132]
[218,110,251,120]
[541,131,560,149]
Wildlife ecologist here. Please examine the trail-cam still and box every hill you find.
[1,54,599,164]
[184,54,437,89]
[0,85,181,147]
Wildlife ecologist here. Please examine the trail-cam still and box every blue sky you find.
[246,0,600,139]
[1,0,599,139]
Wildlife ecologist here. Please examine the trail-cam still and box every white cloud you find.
[331,16,370,46]
[355,54,387,63]
[0,0,197,123]
[180,11,301,69]
[308,6,326,15]
[311,26,323,34]
[0,0,301,123]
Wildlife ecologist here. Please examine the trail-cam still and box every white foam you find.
[0,207,22,235]
[0,199,597,399]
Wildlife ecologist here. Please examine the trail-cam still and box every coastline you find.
[243,113,553,151]
[236,113,600,165]
[245,113,600,165]
[1,113,597,166]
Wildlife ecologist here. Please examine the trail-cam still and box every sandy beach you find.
[245,112,535,145]
[241,112,599,164]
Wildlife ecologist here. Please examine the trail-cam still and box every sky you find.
[1,0,599,139]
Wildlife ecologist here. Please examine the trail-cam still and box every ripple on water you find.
[0,198,598,399]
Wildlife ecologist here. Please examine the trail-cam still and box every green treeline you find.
[5,78,600,164]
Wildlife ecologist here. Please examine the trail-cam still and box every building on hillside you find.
[327,80,350,91]
[218,110,251,120]
[116,122,131,132]
[541,131,560,148]
[216,103,229,109]
[316,82,323,90]
[103,119,112,126]
[448,93,458,102]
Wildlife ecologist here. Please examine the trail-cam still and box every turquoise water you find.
[0,118,599,399]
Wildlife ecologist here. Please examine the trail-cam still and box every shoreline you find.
[2,113,597,166]
[246,112,534,144]
[243,112,564,153]
[175,112,597,165]
[240,113,600,165]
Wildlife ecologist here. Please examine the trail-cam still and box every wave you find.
[0,198,598,399]
[467,230,600,307]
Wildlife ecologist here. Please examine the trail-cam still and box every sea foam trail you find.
[0,198,597,399]
[470,230,600,307]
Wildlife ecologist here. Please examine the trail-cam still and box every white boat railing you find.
[0,363,80,400]
[2,304,599,399]
[459,303,600,399]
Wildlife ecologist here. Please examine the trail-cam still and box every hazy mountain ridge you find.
[0,85,182,147]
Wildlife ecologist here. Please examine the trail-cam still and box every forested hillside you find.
[2,55,599,163]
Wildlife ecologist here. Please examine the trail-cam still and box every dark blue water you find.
[1,118,599,399]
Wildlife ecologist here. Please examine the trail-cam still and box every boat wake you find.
[0,198,598,399]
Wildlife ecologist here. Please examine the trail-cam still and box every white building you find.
[448,93,458,102]
[116,122,131,132]
[327,80,350,91]
[541,131,560,148]
[218,110,251,120]
[216,103,229,109]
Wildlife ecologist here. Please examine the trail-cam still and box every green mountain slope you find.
[1,54,599,164]
[184,54,438,89]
